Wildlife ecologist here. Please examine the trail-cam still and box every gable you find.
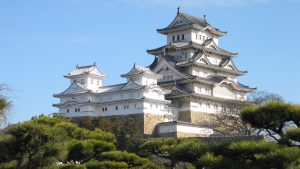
[120,80,142,90]
[127,67,140,75]
[195,54,211,65]
[153,57,187,81]
[61,82,88,95]
[223,60,238,71]
[168,15,191,29]
[90,67,104,76]
[204,40,219,50]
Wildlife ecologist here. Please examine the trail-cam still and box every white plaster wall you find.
[213,84,235,99]
[167,30,191,43]
[69,76,102,91]
[158,124,214,135]
[207,54,222,65]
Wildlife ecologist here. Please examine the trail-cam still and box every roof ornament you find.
[134,63,136,67]
[163,48,166,56]
[76,64,79,68]
[204,14,207,20]
[93,62,96,66]
[177,5,180,14]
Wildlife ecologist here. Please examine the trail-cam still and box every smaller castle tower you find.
[64,63,106,92]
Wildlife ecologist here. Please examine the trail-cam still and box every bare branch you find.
[213,101,250,134]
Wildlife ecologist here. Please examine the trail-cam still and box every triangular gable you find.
[166,14,192,29]
[169,85,190,96]
[204,39,219,51]
[153,56,189,80]
[127,67,141,75]
[90,66,105,77]
[120,80,143,90]
[195,54,211,65]
[222,60,239,71]
[60,82,88,95]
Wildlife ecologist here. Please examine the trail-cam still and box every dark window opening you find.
[172,36,175,42]
[182,34,185,40]
[177,35,180,41]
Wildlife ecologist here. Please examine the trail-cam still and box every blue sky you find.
[0,0,300,124]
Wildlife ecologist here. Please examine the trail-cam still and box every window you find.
[214,104,218,109]
[206,103,210,108]
[75,108,77,112]
[91,79,93,84]
[196,34,198,39]
[66,109,69,113]
[172,36,175,42]
[206,88,210,94]
[182,34,185,40]
[124,105,129,109]
[102,107,108,112]
[97,80,99,85]
[116,106,118,110]
[177,35,180,41]
[81,79,85,84]
[78,108,80,112]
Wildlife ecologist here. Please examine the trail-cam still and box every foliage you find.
[241,102,300,144]
[0,84,11,126]
[74,116,144,153]
[142,138,300,169]
[0,116,158,169]
[286,128,300,142]
[115,117,144,152]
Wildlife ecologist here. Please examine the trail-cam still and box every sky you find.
[0,0,300,124]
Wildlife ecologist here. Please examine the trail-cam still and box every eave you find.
[177,62,247,76]
[147,42,236,57]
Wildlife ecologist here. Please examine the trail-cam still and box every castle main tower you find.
[147,10,256,125]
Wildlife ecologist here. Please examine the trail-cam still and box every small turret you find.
[64,63,106,91]
[121,64,160,86]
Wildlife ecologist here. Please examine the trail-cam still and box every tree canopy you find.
[0,116,159,169]
[241,102,300,144]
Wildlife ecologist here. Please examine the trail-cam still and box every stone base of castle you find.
[178,111,216,126]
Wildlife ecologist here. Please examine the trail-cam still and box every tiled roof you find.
[157,12,226,36]
[121,65,157,78]
[64,64,106,78]
[147,41,236,57]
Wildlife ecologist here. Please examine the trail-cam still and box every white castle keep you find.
[53,10,255,137]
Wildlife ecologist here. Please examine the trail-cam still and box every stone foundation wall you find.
[178,111,192,122]
[178,111,216,127]
[190,112,216,125]
[143,114,166,137]
[71,114,166,137]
